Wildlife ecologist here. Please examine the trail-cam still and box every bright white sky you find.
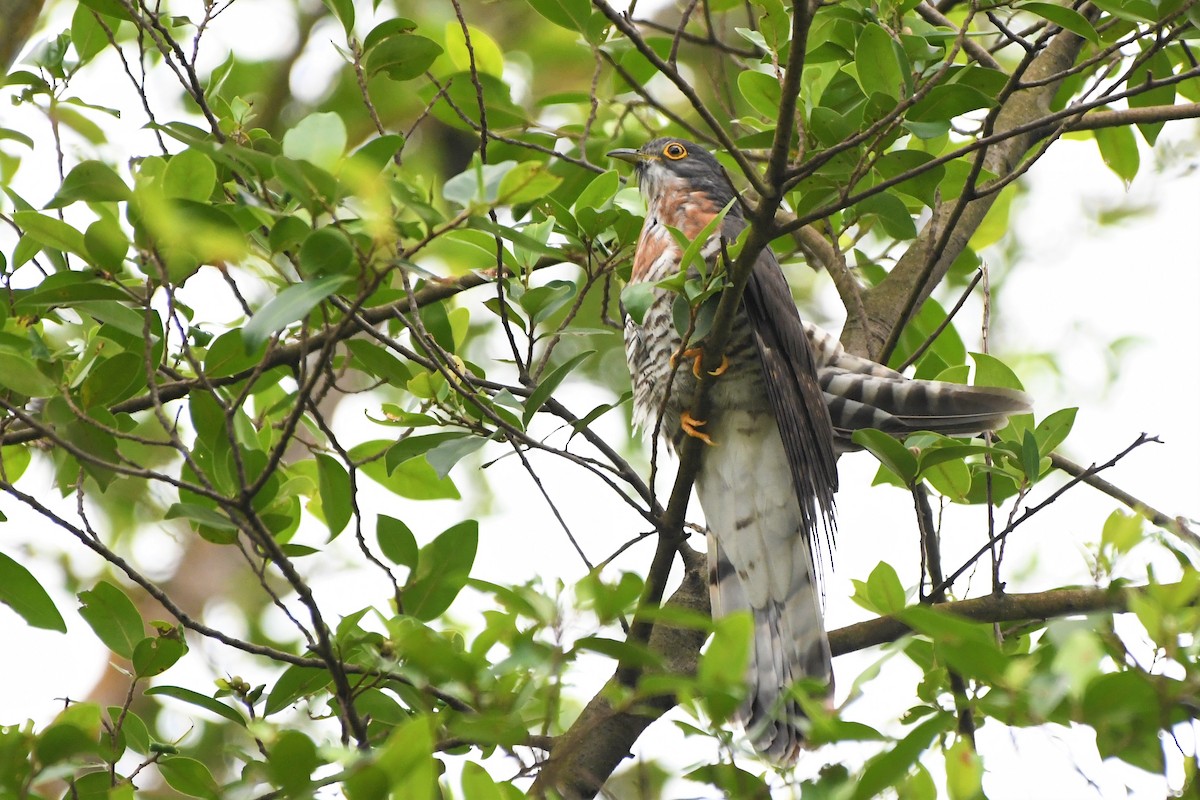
[1,4,1198,798]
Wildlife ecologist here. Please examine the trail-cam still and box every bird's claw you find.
[680,410,715,445]
[706,354,730,377]
[672,347,729,378]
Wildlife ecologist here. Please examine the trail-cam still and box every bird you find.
[608,137,1032,763]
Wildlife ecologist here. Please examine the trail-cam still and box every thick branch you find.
[1051,101,1200,132]
[531,550,710,799]
[843,22,1095,359]
[829,583,1143,654]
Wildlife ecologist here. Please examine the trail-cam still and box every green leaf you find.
[80,351,146,408]
[282,112,348,172]
[524,0,591,32]
[266,730,318,794]
[907,84,996,122]
[12,272,129,309]
[443,22,504,77]
[131,632,187,677]
[243,274,351,352]
[0,351,56,397]
[852,428,918,483]
[749,0,789,51]
[1094,123,1140,184]
[574,635,661,667]
[523,350,593,424]
[519,280,576,325]
[1049,624,1104,699]
[321,0,354,35]
[1101,509,1143,554]
[374,717,437,799]
[36,704,103,764]
[1034,407,1076,455]
[738,70,782,118]
[46,160,130,207]
[1082,670,1164,772]
[352,133,406,172]
[78,580,143,657]
[367,33,443,81]
[403,520,478,620]
[461,762,504,800]
[144,686,247,726]
[857,191,918,240]
[1018,2,1099,43]
[923,456,972,502]
[944,738,983,800]
[162,150,217,201]
[852,714,951,800]
[264,665,332,716]
[158,757,220,800]
[357,439,461,501]
[865,561,906,614]
[203,329,266,378]
[897,605,1007,682]
[316,453,352,537]
[970,352,1025,391]
[299,226,354,277]
[572,169,620,212]
[0,446,32,484]
[497,160,561,205]
[0,551,66,632]
[1127,50,1175,145]
[70,3,110,62]
[1020,429,1041,482]
[84,217,129,270]
[855,24,905,100]
[425,436,488,478]
[385,432,468,473]
[444,161,509,207]
[620,282,656,326]
[698,612,753,721]
[686,763,771,798]
[13,211,89,258]
[378,514,419,569]
[345,338,412,385]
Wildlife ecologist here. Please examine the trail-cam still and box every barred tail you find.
[708,531,830,763]
[803,321,1032,447]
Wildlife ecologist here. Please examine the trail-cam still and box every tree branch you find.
[1051,452,1200,550]
[842,19,1096,359]
[829,583,1149,655]
[530,548,710,799]
[0,260,565,448]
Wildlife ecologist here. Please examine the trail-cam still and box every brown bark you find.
[841,22,1097,360]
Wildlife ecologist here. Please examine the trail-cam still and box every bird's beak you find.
[606,148,642,164]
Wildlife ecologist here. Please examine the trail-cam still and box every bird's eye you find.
[663,142,687,160]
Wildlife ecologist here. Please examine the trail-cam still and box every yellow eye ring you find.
[663,142,687,160]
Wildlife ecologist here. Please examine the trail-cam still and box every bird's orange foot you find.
[669,346,699,371]
[671,347,730,378]
[680,410,715,445]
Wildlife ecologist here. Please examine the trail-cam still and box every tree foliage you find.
[0,0,1197,797]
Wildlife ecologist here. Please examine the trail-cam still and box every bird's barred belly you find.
[625,287,766,448]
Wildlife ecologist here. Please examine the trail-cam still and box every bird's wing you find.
[728,218,840,564]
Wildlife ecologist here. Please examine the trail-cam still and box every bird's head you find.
[607,138,737,210]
